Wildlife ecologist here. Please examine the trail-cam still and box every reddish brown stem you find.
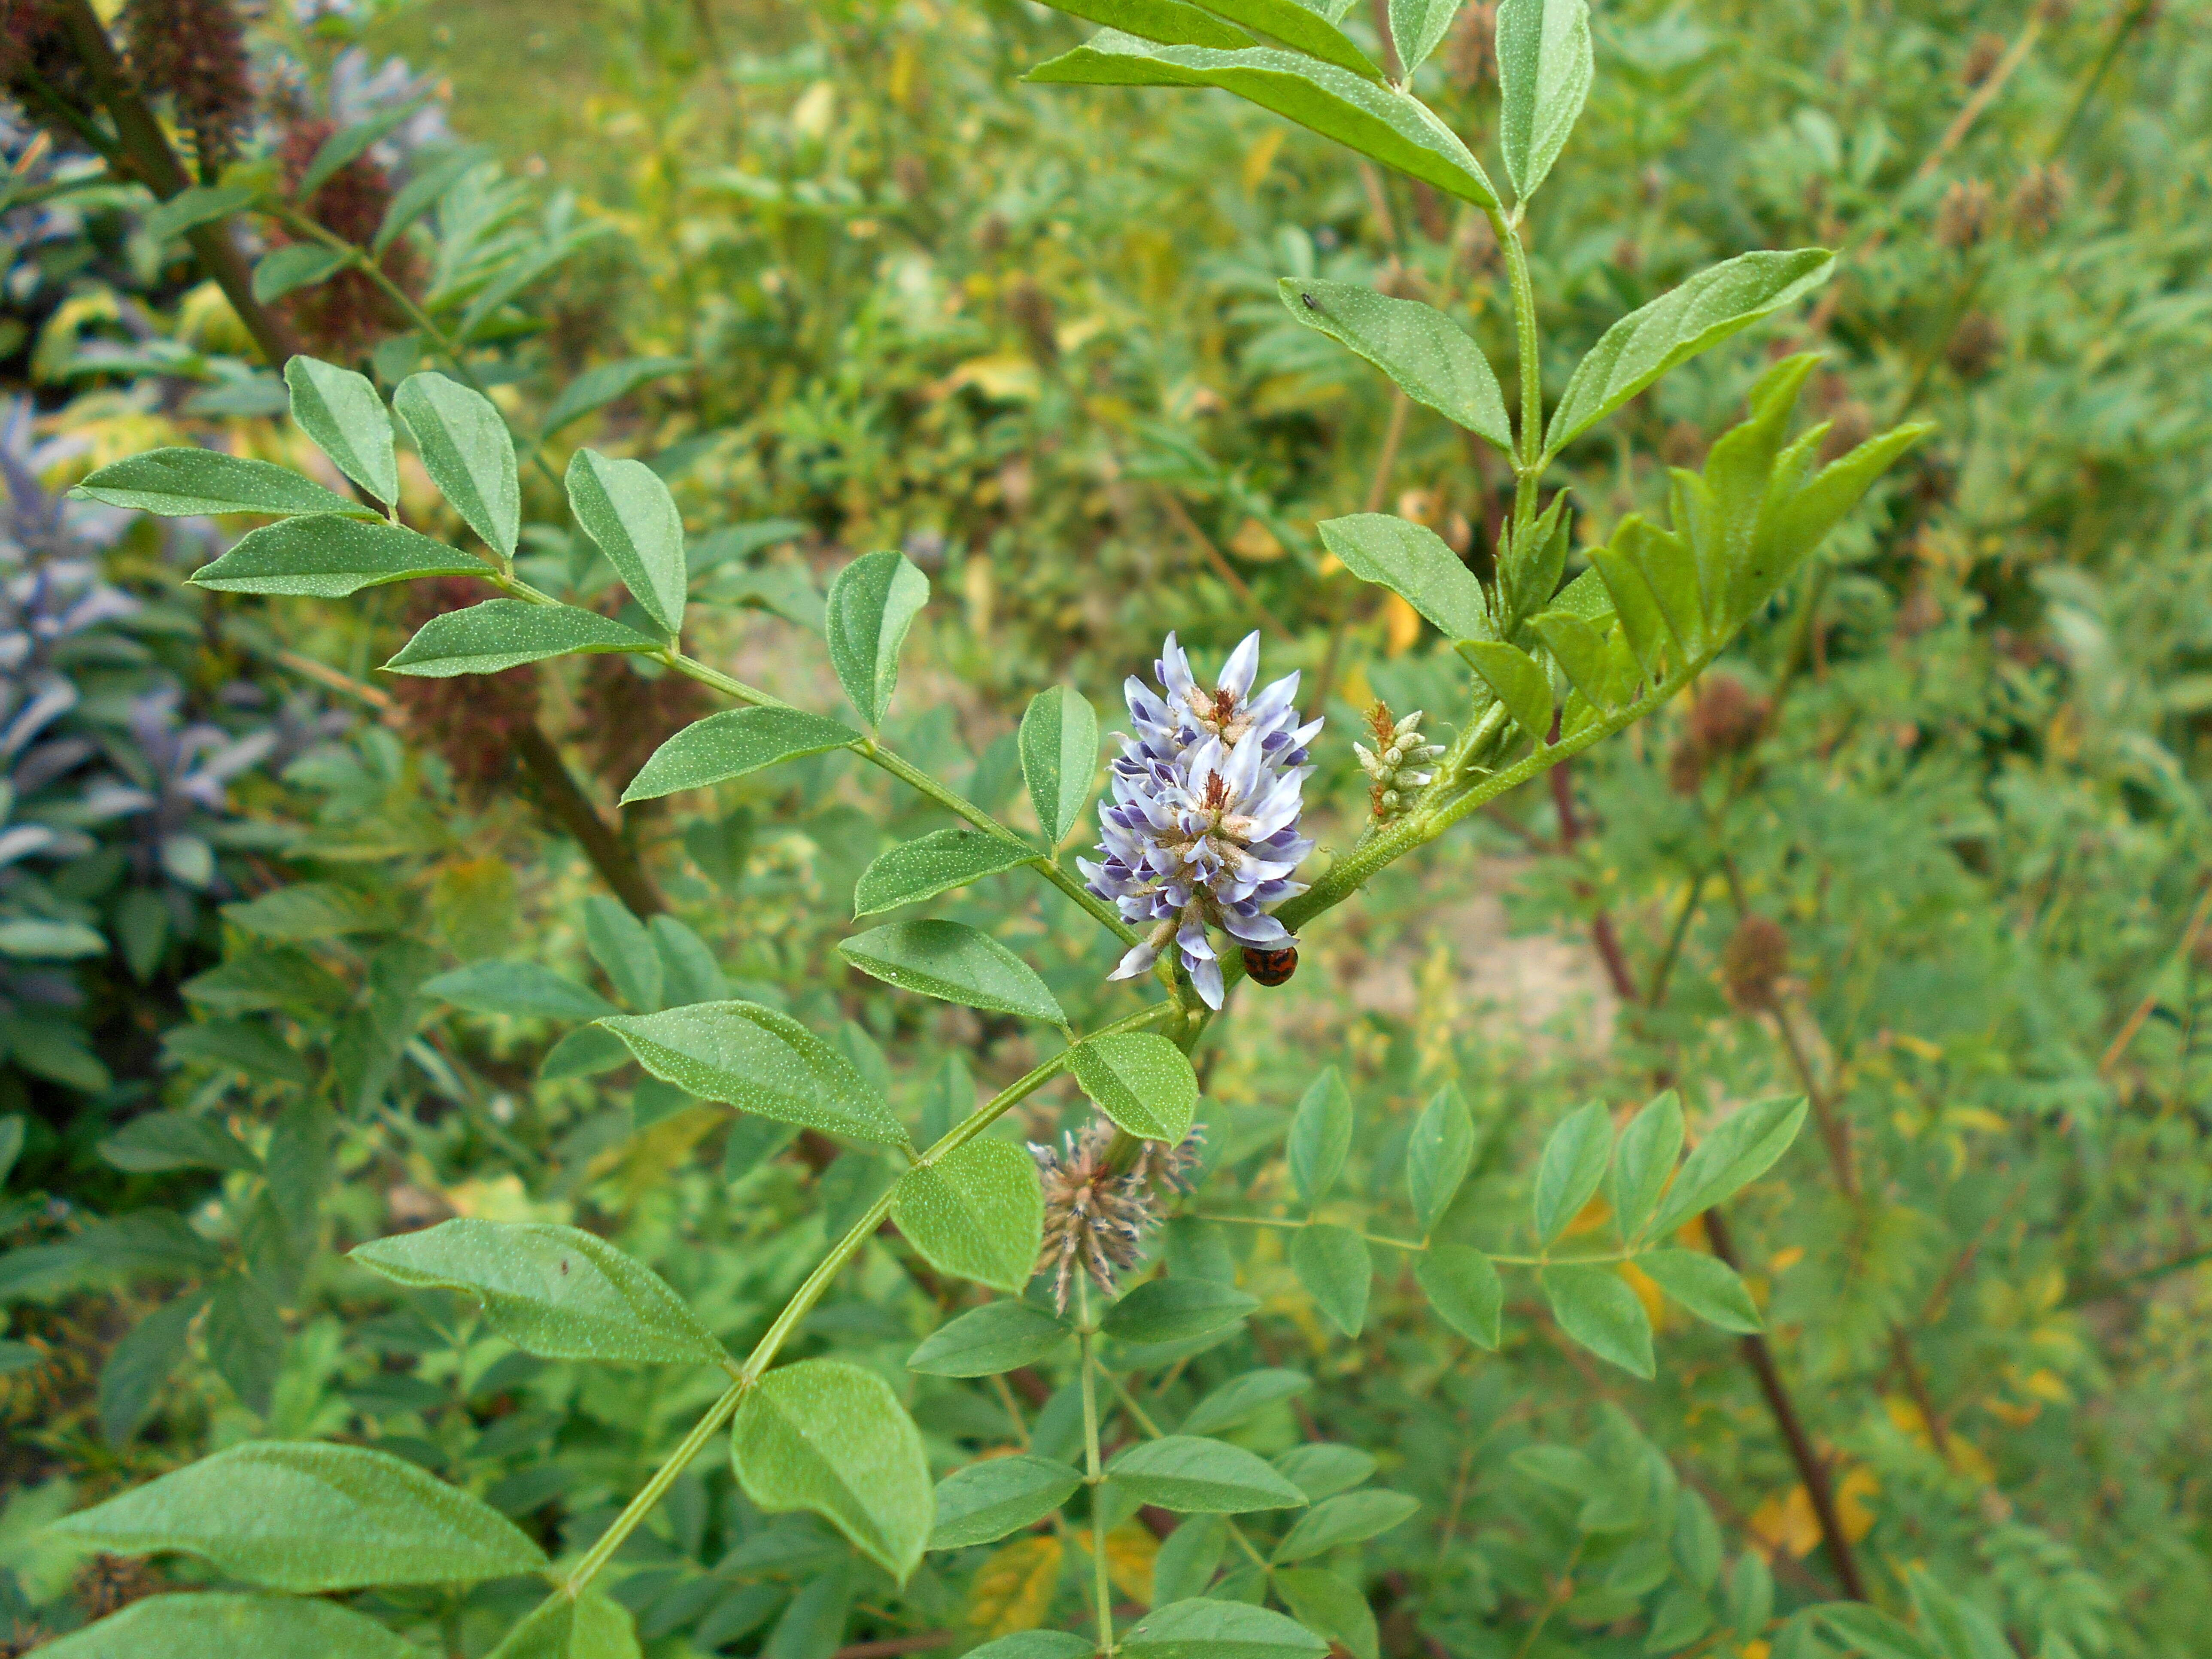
[512,723,665,917]
[1705,1209,1869,1601]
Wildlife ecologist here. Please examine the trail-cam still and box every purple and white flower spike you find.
[1079,632,1320,1009]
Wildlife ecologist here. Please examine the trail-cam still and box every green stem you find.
[1494,205,1545,539]
[1076,1277,1115,1656]
[555,1000,1174,1613]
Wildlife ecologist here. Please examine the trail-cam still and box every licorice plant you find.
[35,1,1935,1655]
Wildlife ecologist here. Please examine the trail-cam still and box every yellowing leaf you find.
[1383,592,1422,655]
[1833,1466,1879,1542]
[1619,1259,1667,1329]
[1747,1485,1821,1559]
[968,1534,1063,1635]
[1075,1522,1158,1604]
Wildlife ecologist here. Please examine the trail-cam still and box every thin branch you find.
[1154,487,1293,642]
[2098,876,2212,1077]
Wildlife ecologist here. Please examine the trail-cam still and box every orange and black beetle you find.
[1241,944,1298,987]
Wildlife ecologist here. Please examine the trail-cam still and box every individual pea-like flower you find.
[1354,702,1445,821]
[1030,1116,1202,1311]
[1081,632,1319,1009]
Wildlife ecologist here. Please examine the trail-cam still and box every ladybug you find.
[1241,943,1299,987]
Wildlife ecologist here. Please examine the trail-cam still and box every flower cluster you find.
[1354,702,1444,820]
[1081,632,1319,1009]
[1030,1118,1201,1311]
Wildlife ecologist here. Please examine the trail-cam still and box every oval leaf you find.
[1463,639,1553,744]
[393,371,521,558]
[1101,1276,1258,1346]
[422,960,618,1022]
[286,356,399,504]
[1647,1094,1808,1239]
[1544,1264,1654,1378]
[825,549,930,728]
[252,243,349,303]
[1532,1098,1613,1245]
[1020,685,1100,848]
[1610,1090,1683,1245]
[189,514,487,597]
[1636,1247,1762,1333]
[1182,1369,1312,1437]
[1317,514,1491,643]
[1416,1243,1501,1350]
[891,1136,1045,1292]
[35,1593,421,1659]
[349,1218,729,1365]
[1027,35,1497,211]
[71,449,374,519]
[1278,281,1510,453]
[733,1358,933,1584]
[1289,1223,1371,1338]
[930,1454,1084,1549]
[1287,1067,1352,1209]
[1121,1599,1329,1659]
[598,1001,907,1146]
[1271,1488,1421,1563]
[1544,250,1835,457]
[1497,0,1593,201]
[1407,1083,1475,1232]
[623,705,857,803]
[1386,0,1460,74]
[483,1589,640,1659]
[48,1440,547,1590]
[841,920,1065,1025]
[567,448,688,637]
[856,828,1036,917]
[1107,1435,1309,1513]
[385,599,657,678]
[1185,0,1381,78]
[1069,1031,1199,1142]
[908,1300,1074,1377]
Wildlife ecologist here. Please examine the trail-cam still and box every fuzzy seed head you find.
[1030,1118,1202,1310]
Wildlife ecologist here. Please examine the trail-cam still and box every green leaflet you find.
[839,920,1066,1025]
[825,550,930,728]
[189,515,488,597]
[1637,1248,1762,1333]
[33,1593,422,1659]
[541,356,693,435]
[1386,0,1462,75]
[733,1358,934,1584]
[854,829,1036,917]
[1497,0,1593,201]
[1531,1099,1613,1244]
[72,449,375,520]
[384,599,658,677]
[349,1218,731,1365]
[1068,1030,1200,1142]
[1182,1368,1313,1436]
[1609,1090,1683,1244]
[1026,33,1498,210]
[285,356,400,503]
[1415,1244,1502,1349]
[1647,1093,1807,1238]
[929,1454,1084,1549]
[422,959,618,1022]
[566,448,688,637]
[1462,639,1553,744]
[1106,1434,1310,1513]
[1019,684,1101,848]
[1101,1276,1258,1345]
[482,1590,641,1659]
[1544,1264,1654,1378]
[598,1001,908,1146]
[1407,1083,1475,1231]
[1290,1223,1371,1337]
[1544,250,1835,457]
[1274,1566,1381,1659]
[393,372,521,559]
[1287,1066,1352,1208]
[1120,1599,1329,1659]
[1272,1488,1421,1563]
[623,706,859,802]
[252,244,348,303]
[48,1440,547,1591]
[1028,0,1252,48]
[908,1299,1074,1376]
[1184,0,1382,79]
[1279,280,1512,453]
[890,1136,1045,1292]
[1317,513,1492,643]
[144,182,255,243]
